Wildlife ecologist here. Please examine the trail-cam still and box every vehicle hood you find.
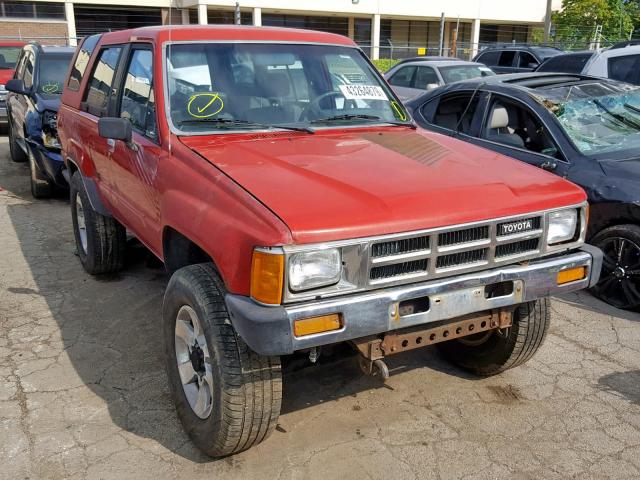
[598,157,640,179]
[181,128,586,244]
[0,68,14,86]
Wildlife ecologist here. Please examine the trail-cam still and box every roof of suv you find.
[98,24,356,47]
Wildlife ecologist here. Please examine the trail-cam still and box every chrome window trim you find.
[277,203,587,304]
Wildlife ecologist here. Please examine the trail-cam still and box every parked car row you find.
[4,28,635,458]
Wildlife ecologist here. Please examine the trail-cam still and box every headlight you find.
[289,249,342,292]
[547,209,577,245]
[41,110,60,149]
[41,130,61,149]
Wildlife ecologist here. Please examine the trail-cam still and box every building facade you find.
[0,0,562,58]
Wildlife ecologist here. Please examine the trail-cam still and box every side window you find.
[413,67,439,89]
[84,47,122,116]
[388,66,416,87]
[498,51,516,67]
[68,34,101,91]
[425,93,479,134]
[608,55,640,84]
[477,51,500,66]
[482,98,561,157]
[518,52,538,69]
[23,53,34,89]
[120,49,156,140]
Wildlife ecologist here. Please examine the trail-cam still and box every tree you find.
[552,0,634,48]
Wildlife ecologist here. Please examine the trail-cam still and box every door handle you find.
[540,160,557,171]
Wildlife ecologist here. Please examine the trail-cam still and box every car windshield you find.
[547,82,640,157]
[439,64,494,83]
[37,54,73,96]
[0,46,21,69]
[165,43,410,133]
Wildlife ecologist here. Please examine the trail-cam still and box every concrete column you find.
[252,7,261,26]
[371,13,380,60]
[470,18,480,60]
[443,21,451,56]
[181,8,190,25]
[65,1,76,46]
[348,17,355,39]
[197,3,208,25]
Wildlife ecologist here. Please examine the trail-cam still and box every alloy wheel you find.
[593,236,640,309]
[174,305,214,419]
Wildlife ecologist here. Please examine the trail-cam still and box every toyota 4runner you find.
[58,26,602,457]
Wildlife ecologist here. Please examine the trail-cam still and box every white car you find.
[384,60,495,101]
[536,42,640,84]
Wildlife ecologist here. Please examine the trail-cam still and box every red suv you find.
[58,26,602,457]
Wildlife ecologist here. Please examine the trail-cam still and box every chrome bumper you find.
[225,245,602,356]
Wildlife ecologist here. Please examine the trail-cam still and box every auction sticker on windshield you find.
[339,85,387,100]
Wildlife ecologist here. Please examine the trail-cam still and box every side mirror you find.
[98,117,132,143]
[5,78,29,95]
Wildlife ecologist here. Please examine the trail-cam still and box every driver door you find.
[109,45,163,252]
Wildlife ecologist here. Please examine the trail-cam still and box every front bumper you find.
[226,245,602,356]
[27,140,66,187]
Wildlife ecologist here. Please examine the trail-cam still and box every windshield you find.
[165,43,410,133]
[37,54,73,96]
[0,46,21,70]
[439,64,494,83]
[548,82,640,157]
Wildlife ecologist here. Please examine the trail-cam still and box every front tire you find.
[28,150,53,199]
[591,224,640,311]
[438,299,550,376]
[163,263,282,457]
[70,170,126,274]
[8,120,27,163]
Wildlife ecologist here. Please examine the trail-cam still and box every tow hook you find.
[351,308,513,381]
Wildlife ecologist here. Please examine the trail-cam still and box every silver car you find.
[384,60,495,101]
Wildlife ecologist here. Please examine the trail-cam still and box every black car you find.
[473,45,563,74]
[6,43,74,198]
[406,73,640,310]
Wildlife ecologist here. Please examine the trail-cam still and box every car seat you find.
[486,106,525,148]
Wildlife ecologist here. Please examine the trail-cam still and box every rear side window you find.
[537,53,592,73]
[388,66,416,87]
[68,34,101,91]
[608,54,640,85]
[477,51,499,66]
[84,46,122,116]
[423,93,479,134]
[518,52,538,68]
[413,67,439,88]
[498,51,516,67]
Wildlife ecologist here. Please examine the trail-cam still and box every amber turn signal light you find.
[557,266,587,285]
[250,250,284,305]
[294,314,342,337]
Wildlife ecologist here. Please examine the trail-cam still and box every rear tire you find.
[163,263,282,457]
[70,170,126,274]
[8,120,27,163]
[438,299,550,376]
[29,150,54,199]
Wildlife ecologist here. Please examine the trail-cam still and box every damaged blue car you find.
[406,73,640,310]
[6,43,74,198]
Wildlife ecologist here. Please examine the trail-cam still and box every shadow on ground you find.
[598,370,640,405]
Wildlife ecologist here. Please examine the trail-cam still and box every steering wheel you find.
[300,91,357,121]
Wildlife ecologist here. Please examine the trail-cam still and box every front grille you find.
[370,259,428,280]
[436,248,488,270]
[371,235,430,258]
[438,225,489,247]
[495,238,540,258]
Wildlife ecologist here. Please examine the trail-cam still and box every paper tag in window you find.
[339,84,387,100]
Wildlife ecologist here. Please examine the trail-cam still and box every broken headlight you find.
[41,110,60,149]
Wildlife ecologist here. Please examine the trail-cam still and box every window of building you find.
[120,49,157,139]
[187,9,252,25]
[68,34,101,92]
[84,47,122,117]
[262,14,348,36]
[1,1,65,20]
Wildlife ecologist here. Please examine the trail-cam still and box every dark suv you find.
[6,43,74,198]
[474,45,563,74]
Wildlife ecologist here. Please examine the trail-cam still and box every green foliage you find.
[552,0,635,47]
[371,59,399,73]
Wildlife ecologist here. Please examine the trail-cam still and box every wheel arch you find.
[162,226,221,278]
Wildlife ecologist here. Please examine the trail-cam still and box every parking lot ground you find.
[2,137,640,480]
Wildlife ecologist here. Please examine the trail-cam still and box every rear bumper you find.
[226,245,602,356]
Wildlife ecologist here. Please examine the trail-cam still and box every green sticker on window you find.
[41,82,60,94]
[391,100,408,121]
[187,93,224,118]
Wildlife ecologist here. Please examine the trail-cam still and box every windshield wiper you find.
[177,118,314,133]
[593,99,640,130]
[310,114,416,129]
[623,103,640,115]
